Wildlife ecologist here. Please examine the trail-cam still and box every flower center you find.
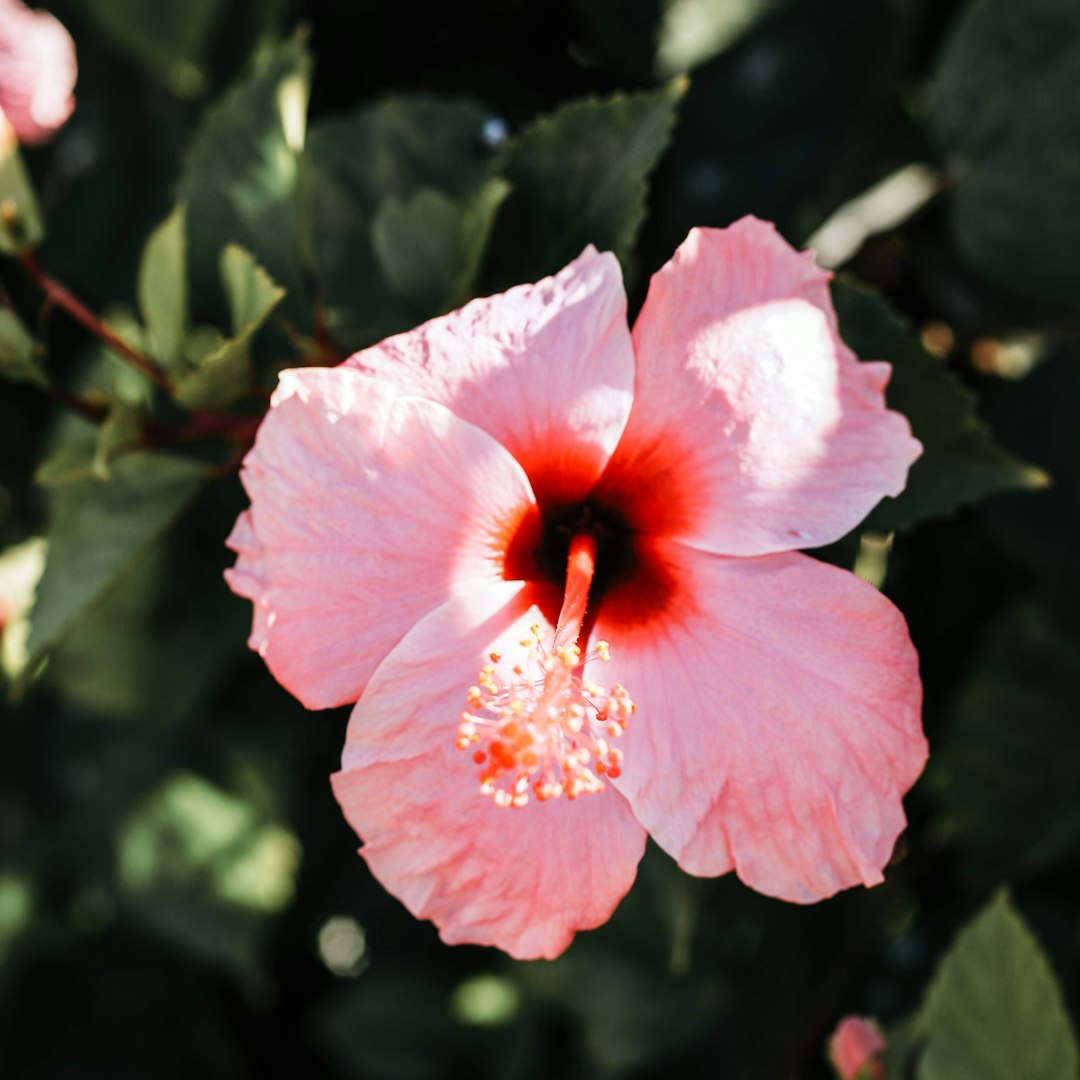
[457,534,636,808]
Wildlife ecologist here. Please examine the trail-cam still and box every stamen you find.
[455,533,636,809]
[456,629,635,808]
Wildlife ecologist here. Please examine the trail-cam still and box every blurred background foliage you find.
[2,0,1080,1076]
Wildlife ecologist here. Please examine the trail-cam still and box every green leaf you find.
[931,603,1080,877]
[915,893,1080,1080]
[0,123,43,255]
[304,94,503,349]
[0,309,47,389]
[219,242,286,335]
[178,36,310,325]
[371,179,510,317]
[72,0,226,98]
[26,452,207,664]
[929,0,1080,307]
[492,83,683,281]
[832,281,1047,532]
[175,245,284,409]
[137,204,188,374]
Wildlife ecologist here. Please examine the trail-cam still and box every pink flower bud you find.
[829,1015,887,1080]
[0,0,77,145]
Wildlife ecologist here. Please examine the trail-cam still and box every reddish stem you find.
[18,251,174,393]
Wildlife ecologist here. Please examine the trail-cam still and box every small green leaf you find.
[219,243,286,335]
[0,123,43,255]
[932,603,1080,877]
[175,246,284,409]
[372,189,471,314]
[92,401,144,480]
[451,177,512,307]
[137,205,188,373]
[0,309,47,389]
[916,893,1080,1080]
[370,178,510,316]
[26,452,207,664]
[493,82,683,281]
[179,36,311,324]
[929,0,1080,307]
[833,282,1047,532]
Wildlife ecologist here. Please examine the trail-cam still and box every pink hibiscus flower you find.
[0,0,76,145]
[226,217,927,959]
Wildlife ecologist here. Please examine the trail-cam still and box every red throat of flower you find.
[456,534,636,809]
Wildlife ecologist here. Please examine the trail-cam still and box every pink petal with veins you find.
[227,367,536,709]
[595,217,921,556]
[598,542,925,902]
[332,581,647,959]
[345,246,634,507]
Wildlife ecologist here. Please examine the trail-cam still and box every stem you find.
[18,251,174,393]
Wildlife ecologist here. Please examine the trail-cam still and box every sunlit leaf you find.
[179,36,311,324]
[137,205,188,373]
[116,771,299,979]
[930,0,1080,307]
[0,118,43,255]
[833,281,1047,531]
[915,892,1080,1080]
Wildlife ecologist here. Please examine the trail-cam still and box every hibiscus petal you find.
[226,367,538,709]
[332,581,648,959]
[344,247,635,507]
[594,218,921,556]
[595,542,926,902]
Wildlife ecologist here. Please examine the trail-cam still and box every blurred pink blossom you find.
[829,1015,887,1079]
[226,217,927,958]
[0,0,76,145]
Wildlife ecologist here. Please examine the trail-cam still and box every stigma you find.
[457,627,635,808]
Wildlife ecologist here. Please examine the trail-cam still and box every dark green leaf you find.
[492,82,683,282]
[986,353,1080,603]
[137,204,188,374]
[929,0,1080,307]
[647,0,915,255]
[26,452,207,664]
[931,603,1080,877]
[915,892,1080,1080]
[370,179,510,317]
[833,281,1046,531]
[0,309,47,389]
[178,36,310,324]
[304,94,502,349]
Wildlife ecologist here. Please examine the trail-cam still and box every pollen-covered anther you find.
[455,630,635,808]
